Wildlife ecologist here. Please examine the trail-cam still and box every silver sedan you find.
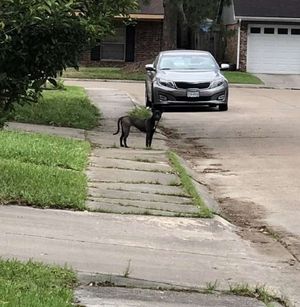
[145,50,229,112]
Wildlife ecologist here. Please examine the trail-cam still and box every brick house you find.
[81,0,164,65]
[220,0,300,74]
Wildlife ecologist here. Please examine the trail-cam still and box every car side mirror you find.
[145,64,156,72]
[220,63,230,70]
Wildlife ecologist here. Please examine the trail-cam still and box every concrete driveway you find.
[256,74,300,89]
[66,80,300,260]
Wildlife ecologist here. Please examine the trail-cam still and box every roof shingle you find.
[138,0,164,15]
[233,0,300,18]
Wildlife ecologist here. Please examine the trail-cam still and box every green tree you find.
[0,0,137,126]
[162,0,227,50]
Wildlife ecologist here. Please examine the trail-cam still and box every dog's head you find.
[152,110,162,121]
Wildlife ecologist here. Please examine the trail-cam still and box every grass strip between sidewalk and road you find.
[0,259,76,307]
[13,86,100,130]
[0,130,90,210]
[63,67,263,85]
[167,151,213,218]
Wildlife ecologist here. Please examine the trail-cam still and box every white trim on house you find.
[236,19,241,70]
[235,16,300,22]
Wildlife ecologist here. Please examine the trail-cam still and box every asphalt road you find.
[66,80,300,259]
[161,86,300,259]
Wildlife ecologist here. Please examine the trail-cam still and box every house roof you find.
[116,0,164,21]
[138,0,164,15]
[124,0,164,20]
[233,0,300,19]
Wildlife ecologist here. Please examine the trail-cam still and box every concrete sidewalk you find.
[3,85,300,306]
[0,205,297,306]
[255,74,300,90]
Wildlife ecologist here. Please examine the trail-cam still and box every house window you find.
[250,27,261,34]
[264,28,275,34]
[291,29,300,35]
[101,27,126,61]
[90,26,126,61]
[278,28,288,35]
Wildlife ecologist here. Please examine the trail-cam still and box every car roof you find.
[159,50,212,56]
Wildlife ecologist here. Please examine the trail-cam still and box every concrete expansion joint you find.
[79,273,189,291]
[77,273,287,307]
[262,226,300,264]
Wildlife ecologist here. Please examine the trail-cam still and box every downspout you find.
[236,18,241,70]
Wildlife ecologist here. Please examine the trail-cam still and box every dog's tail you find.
[113,117,123,135]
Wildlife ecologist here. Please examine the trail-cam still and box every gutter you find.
[235,16,300,22]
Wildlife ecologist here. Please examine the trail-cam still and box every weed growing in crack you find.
[123,259,132,278]
[204,280,219,294]
[227,283,291,307]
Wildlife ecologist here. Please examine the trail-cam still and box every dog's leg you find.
[120,121,125,147]
[149,129,155,147]
[123,126,130,148]
[146,132,150,147]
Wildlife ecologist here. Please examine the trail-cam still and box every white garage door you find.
[247,24,300,74]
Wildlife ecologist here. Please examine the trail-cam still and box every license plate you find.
[187,90,200,98]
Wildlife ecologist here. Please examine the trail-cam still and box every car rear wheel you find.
[219,103,228,111]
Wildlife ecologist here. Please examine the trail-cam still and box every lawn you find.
[222,71,263,84]
[63,67,145,81]
[13,86,100,130]
[0,259,76,307]
[0,131,90,209]
[63,67,263,85]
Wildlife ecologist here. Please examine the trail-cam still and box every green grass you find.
[227,283,290,307]
[0,131,89,171]
[0,259,76,307]
[13,86,100,130]
[0,131,90,209]
[63,67,262,85]
[168,151,212,218]
[63,67,145,81]
[127,106,152,120]
[223,71,263,84]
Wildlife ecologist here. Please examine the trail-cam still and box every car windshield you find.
[158,54,218,71]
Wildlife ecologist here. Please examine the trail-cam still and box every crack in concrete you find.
[0,231,287,266]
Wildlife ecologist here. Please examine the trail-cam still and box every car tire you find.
[219,103,228,111]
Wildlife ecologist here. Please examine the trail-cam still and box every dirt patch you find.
[161,125,214,159]
[218,198,299,261]
[218,198,265,228]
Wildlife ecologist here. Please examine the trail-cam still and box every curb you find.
[230,83,300,90]
[174,153,220,214]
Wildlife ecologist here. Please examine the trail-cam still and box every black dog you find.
[113,110,162,148]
